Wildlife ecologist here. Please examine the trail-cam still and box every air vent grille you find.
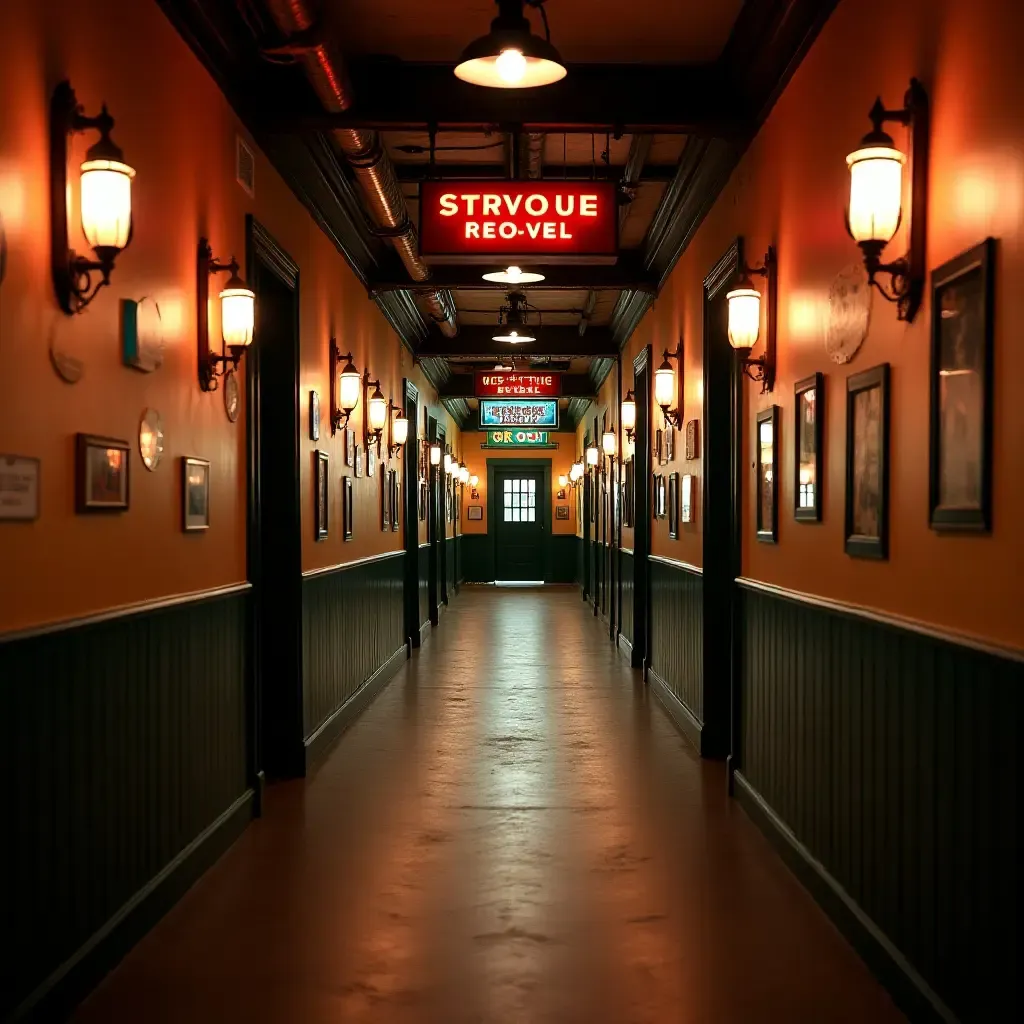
[235,136,255,197]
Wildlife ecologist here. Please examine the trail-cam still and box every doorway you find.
[490,461,551,583]
[245,217,302,786]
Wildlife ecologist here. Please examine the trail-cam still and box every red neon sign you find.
[419,181,618,262]
[475,371,561,398]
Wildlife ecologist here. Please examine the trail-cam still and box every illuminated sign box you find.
[483,430,554,448]
[479,400,559,429]
[419,181,618,264]
[475,371,561,398]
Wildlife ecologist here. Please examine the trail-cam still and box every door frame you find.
[426,415,440,625]
[702,238,744,764]
[245,215,302,794]
[487,458,553,582]
[632,345,652,672]
[402,379,420,647]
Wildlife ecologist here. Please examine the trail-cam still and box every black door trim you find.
[427,415,440,624]
[402,378,420,647]
[632,344,652,672]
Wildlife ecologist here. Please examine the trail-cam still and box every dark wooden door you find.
[494,469,546,581]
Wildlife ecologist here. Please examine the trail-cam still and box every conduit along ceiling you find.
[158,0,838,425]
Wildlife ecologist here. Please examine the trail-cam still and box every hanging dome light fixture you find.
[482,265,546,285]
[492,291,538,343]
[455,0,567,90]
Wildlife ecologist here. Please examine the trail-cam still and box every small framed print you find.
[655,429,663,465]
[76,434,130,513]
[681,474,694,524]
[665,426,674,463]
[795,374,824,522]
[556,505,570,521]
[468,504,483,521]
[845,363,890,559]
[756,406,779,543]
[0,454,40,521]
[309,391,320,441]
[391,469,400,533]
[315,450,329,540]
[929,238,995,531]
[181,457,210,532]
[685,419,699,461]
[345,427,355,468]
[367,443,376,477]
[668,472,679,539]
[419,480,428,521]
[343,476,353,540]
[355,445,364,478]
[381,469,390,531]
[653,474,666,519]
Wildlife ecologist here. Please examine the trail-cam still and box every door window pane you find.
[503,478,539,523]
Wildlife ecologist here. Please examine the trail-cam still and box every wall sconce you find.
[470,473,479,488]
[586,444,599,468]
[845,78,929,322]
[329,343,360,433]
[363,372,387,449]
[602,428,618,465]
[459,464,470,485]
[621,390,637,442]
[430,442,442,467]
[569,461,584,486]
[654,342,683,428]
[387,400,408,457]
[50,81,135,314]
[197,239,255,392]
[443,451,453,475]
[726,242,776,393]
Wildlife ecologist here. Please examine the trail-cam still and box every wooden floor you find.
[76,587,904,1023]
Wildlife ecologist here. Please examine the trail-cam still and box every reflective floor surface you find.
[76,587,904,1023]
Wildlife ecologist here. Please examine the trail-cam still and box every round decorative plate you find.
[224,370,240,423]
[139,408,164,471]
[825,262,872,364]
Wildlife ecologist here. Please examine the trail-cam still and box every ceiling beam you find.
[417,326,618,360]
[392,163,679,183]
[439,374,597,400]
[369,263,658,294]
[259,60,748,135]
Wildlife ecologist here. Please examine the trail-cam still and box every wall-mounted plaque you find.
[0,455,40,521]
[685,419,699,461]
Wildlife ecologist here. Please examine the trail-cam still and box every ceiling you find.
[158,0,839,424]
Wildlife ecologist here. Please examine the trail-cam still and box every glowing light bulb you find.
[495,48,527,84]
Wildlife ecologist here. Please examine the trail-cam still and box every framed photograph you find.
[653,474,666,519]
[795,374,824,522]
[181,457,210,532]
[845,363,890,559]
[309,391,320,441]
[555,505,570,521]
[76,434,130,513]
[0,454,40,521]
[681,474,694,524]
[756,406,779,543]
[391,469,400,533]
[668,472,679,539]
[367,443,376,477]
[314,450,329,539]
[354,445,364,478]
[468,504,483,521]
[419,479,428,521]
[381,468,390,531]
[345,428,355,468]
[665,426,674,463]
[343,475,353,540]
[655,428,663,465]
[685,419,699,461]
[929,238,994,531]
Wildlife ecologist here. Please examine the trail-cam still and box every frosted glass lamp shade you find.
[621,394,636,433]
[654,364,676,409]
[368,387,388,432]
[220,278,255,349]
[586,446,599,467]
[847,145,904,245]
[602,430,617,457]
[726,287,761,350]
[338,360,361,411]
[430,444,442,466]
[80,159,134,251]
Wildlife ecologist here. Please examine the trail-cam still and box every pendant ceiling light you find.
[493,291,538,343]
[482,265,546,284]
[455,0,567,89]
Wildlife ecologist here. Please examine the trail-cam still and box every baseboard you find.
[304,643,409,771]
[732,772,956,1024]
[13,789,254,1023]
[647,666,703,754]
[418,620,431,646]
[617,633,633,664]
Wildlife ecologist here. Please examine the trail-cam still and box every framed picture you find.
[668,472,679,539]
[655,428,663,465]
[795,374,823,522]
[343,476,353,540]
[181,456,210,532]
[76,434,130,513]
[685,419,699,461]
[0,454,40,521]
[756,406,778,543]
[314,450,329,539]
[468,504,483,521]
[665,426,674,463]
[623,458,635,527]
[556,505,570,520]
[419,479,428,521]
[681,474,694,524]
[391,469,400,532]
[309,391,320,441]
[354,445,364,478]
[345,428,355,468]
[381,468,390,530]
[654,474,666,519]
[845,363,890,559]
[929,237,994,531]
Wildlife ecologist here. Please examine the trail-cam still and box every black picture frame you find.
[845,363,890,559]
[756,406,779,543]
[391,469,400,533]
[181,456,210,532]
[929,237,995,532]
[314,450,329,540]
[309,390,320,441]
[665,425,674,463]
[668,472,679,539]
[343,475,353,540]
[76,434,130,514]
[381,466,390,531]
[468,504,483,521]
[655,428,663,465]
[418,479,428,521]
[345,427,355,468]
[555,505,569,520]
[794,373,824,522]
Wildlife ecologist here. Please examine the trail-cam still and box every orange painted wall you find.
[0,0,445,631]
[460,436,578,536]
[632,0,1024,648]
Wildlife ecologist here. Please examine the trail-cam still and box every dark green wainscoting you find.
[461,534,492,583]
[417,542,430,644]
[0,586,253,1022]
[647,556,704,751]
[550,535,578,584]
[575,536,585,597]
[301,552,408,769]
[734,580,1022,1024]
[459,533,578,585]
[618,550,635,658]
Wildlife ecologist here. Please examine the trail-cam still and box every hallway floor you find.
[76,587,903,1023]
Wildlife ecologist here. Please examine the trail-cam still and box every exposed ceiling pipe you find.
[262,0,458,337]
[519,132,545,179]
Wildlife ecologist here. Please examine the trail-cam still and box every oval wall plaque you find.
[825,262,872,365]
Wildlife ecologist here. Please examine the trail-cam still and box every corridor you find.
[76,589,901,1024]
